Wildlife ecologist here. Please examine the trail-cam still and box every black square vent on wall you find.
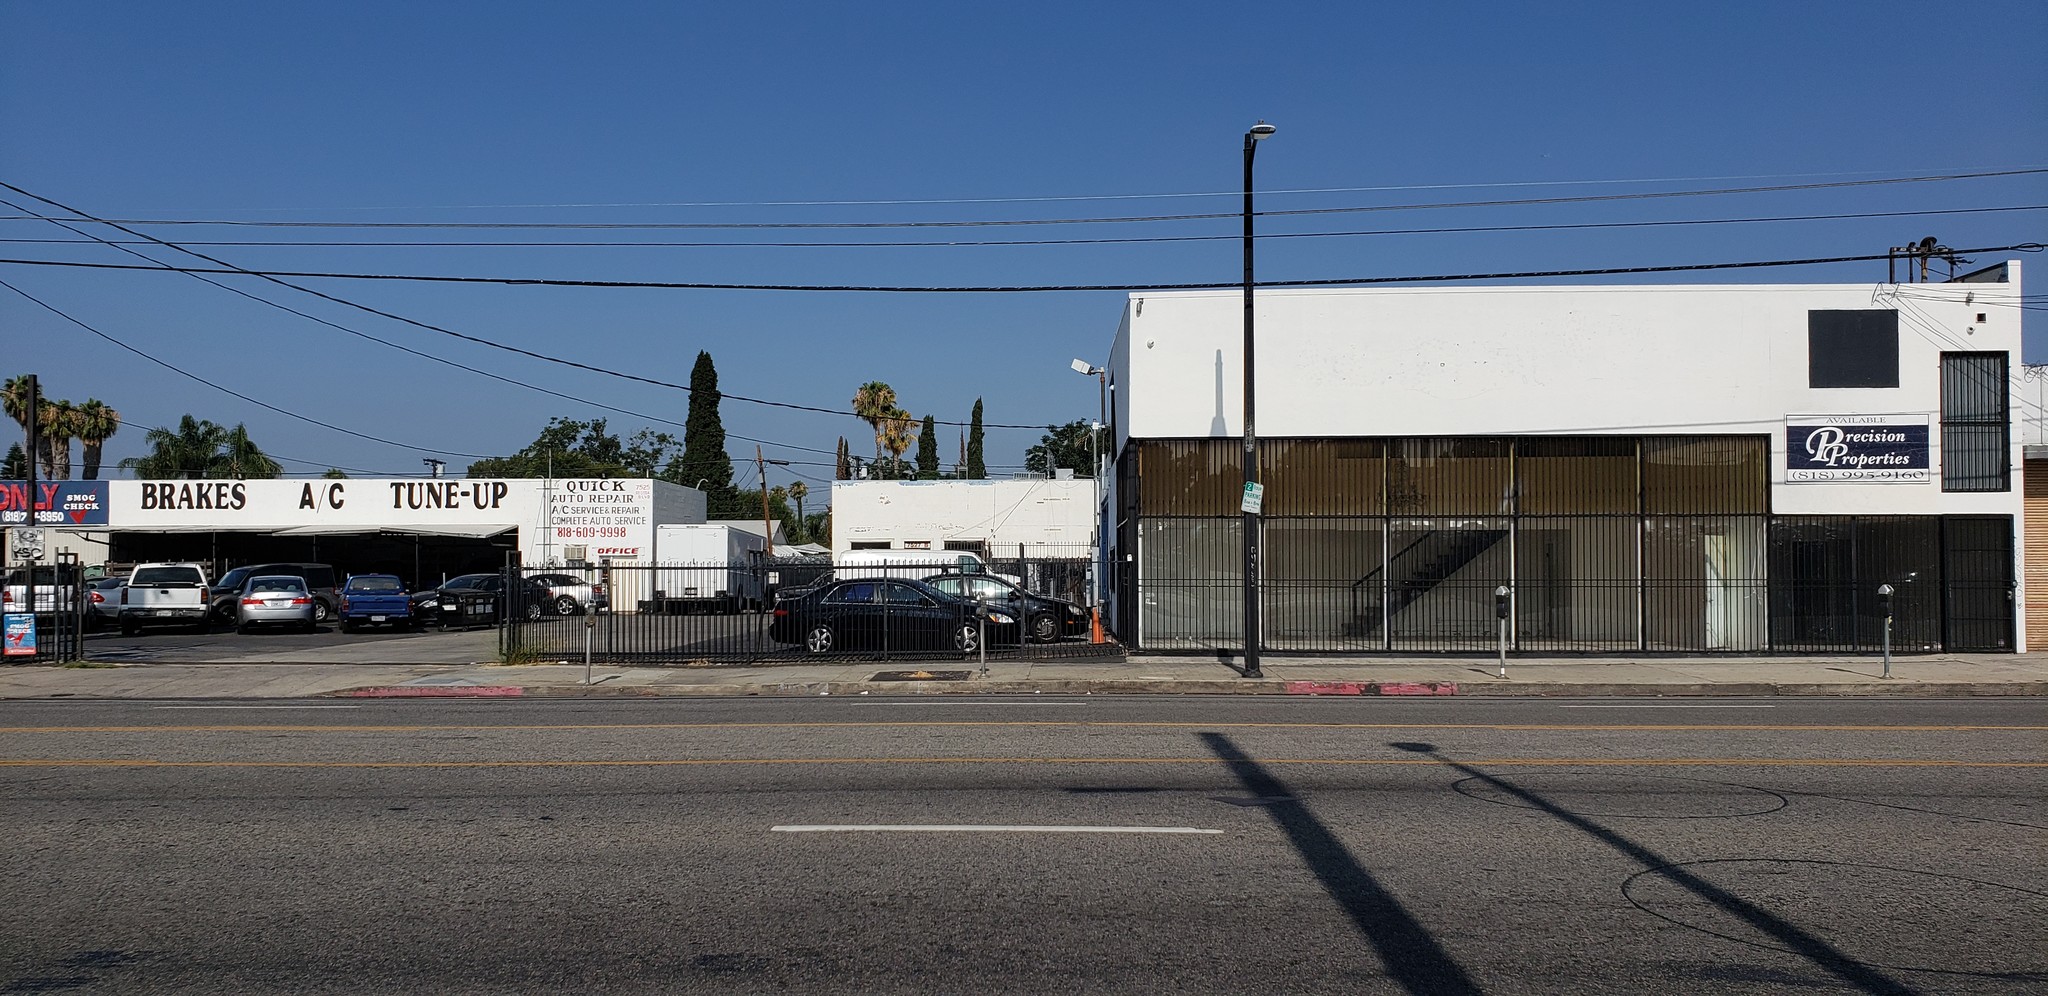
[1808,310,1899,388]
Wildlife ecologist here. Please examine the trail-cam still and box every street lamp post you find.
[1242,121,1274,679]
[1072,359,1109,608]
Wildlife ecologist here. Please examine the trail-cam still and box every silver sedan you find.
[236,575,318,633]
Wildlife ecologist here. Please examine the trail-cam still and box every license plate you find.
[266,600,289,608]
[370,615,387,622]
[154,609,173,617]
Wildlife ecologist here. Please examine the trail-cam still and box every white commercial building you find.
[1104,261,2026,654]
[830,479,1100,560]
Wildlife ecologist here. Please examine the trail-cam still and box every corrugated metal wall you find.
[2026,460,2048,650]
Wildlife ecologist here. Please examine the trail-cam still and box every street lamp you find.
[1070,359,1107,477]
[1241,120,1273,678]
[1073,359,1109,609]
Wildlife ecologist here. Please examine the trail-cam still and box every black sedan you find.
[922,573,1090,643]
[769,578,1014,656]
[423,573,558,626]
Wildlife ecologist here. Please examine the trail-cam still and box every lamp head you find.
[1248,121,1276,140]
[1070,358,1095,375]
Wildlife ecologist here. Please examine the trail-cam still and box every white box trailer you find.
[648,524,768,613]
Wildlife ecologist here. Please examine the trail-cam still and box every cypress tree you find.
[835,437,851,481]
[672,351,740,516]
[966,398,987,479]
[915,415,940,479]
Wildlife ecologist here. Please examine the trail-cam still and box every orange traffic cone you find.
[1090,607,1106,644]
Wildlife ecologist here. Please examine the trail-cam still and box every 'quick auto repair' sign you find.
[1786,414,1930,483]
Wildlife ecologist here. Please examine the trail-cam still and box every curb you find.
[317,679,2048,699]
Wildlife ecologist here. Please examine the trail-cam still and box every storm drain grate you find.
[870,670,973,682]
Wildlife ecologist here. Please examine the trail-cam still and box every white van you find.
[832,549,1018,585]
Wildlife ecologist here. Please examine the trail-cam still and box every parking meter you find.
[1877,583,1895,678]
[1493,585,1511,678]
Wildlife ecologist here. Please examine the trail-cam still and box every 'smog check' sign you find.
[1786,414,1930,483]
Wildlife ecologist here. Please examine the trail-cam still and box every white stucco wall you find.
[830,479,1100,557]
[1109,265,2026,519]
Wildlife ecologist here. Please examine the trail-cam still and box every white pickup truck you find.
[118,563,212,635]
[3,564,83,617]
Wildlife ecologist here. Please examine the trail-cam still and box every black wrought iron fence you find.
[3,552,88,662]
[499,553,1121,666]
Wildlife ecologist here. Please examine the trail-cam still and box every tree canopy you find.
[467,417,677,479]
[1023,420,1106,478]
[119,415,283,479]
[966,398,986,479]
[914,415,940,479]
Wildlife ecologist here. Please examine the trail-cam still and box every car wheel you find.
[1029,613,1058,643]
[525,600,544,622]
[313,600,332,624]
[340,621,356,634]
[804,623,834,655]
[954,623,981,655]
[556,595,579,616]
[236,623,251,635]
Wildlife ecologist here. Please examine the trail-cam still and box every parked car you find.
[86,577,127,628]
[428,573,558,626]
[338,574,418,631]
[211,563,339,624]
[527,573,607,615]
[235,575,318,634]
[120,563,212,634]
[921,573,1089,644]
[769,577,1013,656]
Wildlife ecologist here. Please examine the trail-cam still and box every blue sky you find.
[3,1,2043,493]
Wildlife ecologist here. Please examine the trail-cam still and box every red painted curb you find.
[1284,680,1457,697]
[346,686,526,698]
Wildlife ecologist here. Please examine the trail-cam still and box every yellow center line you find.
[0,757,2041,769]
[1,721,2043,735]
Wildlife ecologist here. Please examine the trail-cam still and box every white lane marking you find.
[1558,704,1776,710]
[771,824,1223,835]
[153,705,363,710]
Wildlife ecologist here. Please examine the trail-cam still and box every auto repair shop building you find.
[6,477,705,606]
[1103,261,2026,655]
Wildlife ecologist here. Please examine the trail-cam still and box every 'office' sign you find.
[1786,414,1930,483]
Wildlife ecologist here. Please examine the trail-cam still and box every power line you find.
[3,203,2039,250]
[7,244,2040,293]
[0,183,1050,432]
[0,277,500,460]
[3,168,2039,231]
[100,164,2045,212]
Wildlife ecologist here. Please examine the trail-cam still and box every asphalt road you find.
[1,697,2042,994]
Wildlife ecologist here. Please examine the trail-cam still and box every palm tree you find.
[120,415,227,479]
[213,423,282,479]
[38,398,75,480]
[878,407,915,479]
[0,376,36,479]
[787,480,809,540]
[72,399,120,479]
[851,381,897,473]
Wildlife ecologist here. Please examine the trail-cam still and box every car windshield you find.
[349,578,403,593]
[248,577,306,594]
[218,568,251,588]
[132,567,204,586]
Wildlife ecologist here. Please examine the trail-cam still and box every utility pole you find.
[755,445,790,556]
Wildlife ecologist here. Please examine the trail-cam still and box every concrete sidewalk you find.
[4,652,2047,700]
